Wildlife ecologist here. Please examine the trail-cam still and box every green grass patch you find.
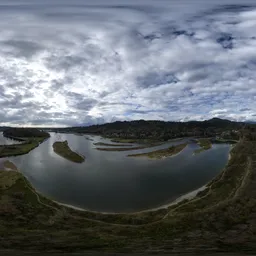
[95,142,165,151]
[0,171,20,189]
[96,146,147,151]
[94,142,131,147]
[110,138,160,144]
[213,139,238,144]
[194,138,212,154]
[53,141,85,163]
[0,128,49,158]
[0,139,255,253]
[128,143,187,159]
[3,127,50,139]
[0,137,47,158]
[3,160,18,171]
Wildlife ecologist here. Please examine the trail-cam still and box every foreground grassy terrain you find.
[128,143,187,159]
[0,135,256,253]
[53,141,85,163]
[194,138,212,154]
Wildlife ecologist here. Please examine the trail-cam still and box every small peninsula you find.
[95,142,164,151]
[194,138,212,154]
[93,142,131,147]
[128,143,187,159]
[53,141,85,163]
[0,128,50,158]
[3,160,18,171]
[96,146,146,151]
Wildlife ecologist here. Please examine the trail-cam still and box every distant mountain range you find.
[0,126,10,132]
[245,121,256,124]
[2,118,255,141]
[43,117,254,141]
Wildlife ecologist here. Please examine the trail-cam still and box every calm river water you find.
[0,132,22,145]
[4,133,230,213]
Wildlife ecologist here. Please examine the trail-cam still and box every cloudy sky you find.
[0,0,256,126]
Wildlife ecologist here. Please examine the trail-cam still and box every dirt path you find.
[22,176,59,212]
[233,157,252,199]
[19,154,254,228]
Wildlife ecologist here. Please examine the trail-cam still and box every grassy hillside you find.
[3,127,50,139]
[0,134,256,253]
[44,118,248,141]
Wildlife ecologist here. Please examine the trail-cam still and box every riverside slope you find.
[0,136,256,253]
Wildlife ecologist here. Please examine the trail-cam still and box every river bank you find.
[0,138,255,254]
[52,184,208,214]
[128,143,187,159]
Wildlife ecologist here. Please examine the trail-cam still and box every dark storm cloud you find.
[216,33,234,49]
[1,40,43,58]
[137,72,179,88]
[240,108,251,112]
[46,55,90,71]
[71,98,98,111]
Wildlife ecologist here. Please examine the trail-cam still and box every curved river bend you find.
[6,133,230,213]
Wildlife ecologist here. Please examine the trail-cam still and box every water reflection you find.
[8,133,230,213]
[0,132,22,145]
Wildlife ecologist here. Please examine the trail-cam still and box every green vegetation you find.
[95,141,165,151]
[213,138,238,144]
[0,136,256,253]
[0,138,46,158]
[94,142,131,147]
[3,127,50,139]
[50,118,246,141]
[53,141,85,163]
[128,143,187,159]
[95,142,165,151]
[110,138,160,144]
[0,124,256,253]
[111,138,139,143]
[96,146,147,151]
[0,128,50,158]
[3,160,18,171]
[194,138,212,154]
[0,170,20,189]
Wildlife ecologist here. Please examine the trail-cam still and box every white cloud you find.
[0,0,255,126]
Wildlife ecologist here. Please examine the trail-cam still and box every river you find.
[3,133,230,213]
